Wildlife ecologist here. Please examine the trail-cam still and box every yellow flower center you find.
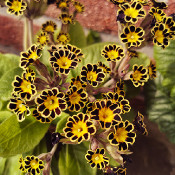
[16,100,26,113]
[63,17,72,23]
[58,34,67,42]
[154,13,164,22]
[127,32,139,42]
[30,160,39,169]
[87,71,98,81]
[28,51,39,61]
[21,80,32,94]
[72,121,88,137]
[75,5,83,12]
[132,70,142,81]
[11,0,22,11]
[44,96,59,111]
[99,107,114,123]
[73,80,82,89]
[45,25,54,33]
[124,8,139,18]
[114,127,128,142]
[39,36,47,45]
[107,50,119,59]
[69,91,81,104]
[59,2,67,8]
[91,154,104,164]
[154,30,164,43]
[57,56,72,69]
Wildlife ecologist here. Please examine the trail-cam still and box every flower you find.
[97,62,111,74]
[42,21,57,34]
[56,0,69,10]
[13,76,37,100]
[133,111,148,135]
[118,1,146,23]
[19,157,27,173]
[108,120,136,151]
[33,109,53,123]
[22,68,35,83]
[37,32,49,46]
[151,23,169,48]
[130,64,149,87]
[81,64,105,87]
[91,100,122,129]
[58,13,74,24]
[24,156,44,175]
[85,148,109,169]
[57,32,70,45]
[73,1,84,13]
[83,101,96,114]
[101,44,125,62]
[152,0,167,9]
[63,113,96,143]
[50,48,79,74]
[162,17,175,38]
[109,0,131,5]
[65,86,88,112]
[149,7,165,22]
[114,79,125,96]
[6,0,27,16]
[20,44,42,69]
[120,25,145,48]
[35,87,67,119]
[69,75,87,90]
[8,96,30,122]
[104,167,127,175]
[102,92,131,114]
[63,44,84,62]
[148,60,156,79]
[48,45,63,56]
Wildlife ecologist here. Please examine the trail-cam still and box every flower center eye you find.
[95,156,99,161]
[131,35,134,39]
[19,104,23,108]
[77,128,83,132]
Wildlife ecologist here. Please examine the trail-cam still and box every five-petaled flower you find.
[58,13,74,24]
[42,21,57,34]
[56,0,70,10]
[120,25,145,48]
[108,120,136,151]
[37,32,49,47]
[65,85,88,112]
[81,64,105,87]
[35,87,67,120]
[23,156,44,175]
[22,68,35,83]
[8,96,30,122]
[151,23,169,49]
[118,1,146,23]
[148,60,156,79]
[6,0,27,16]
[91,99,122,129]
[69,75,87,90]
[97,62,111,74]
[130,64,149,87]
[73,1,85,13]
[101,44,125,62]
[85,148,109,169]
[63,113,96,143]
[149,7,165,22]
[20,44,42,69]
[50,48,79,74]
[57,32,70,45]
[13,75,37,101]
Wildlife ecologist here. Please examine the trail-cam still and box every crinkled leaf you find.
[59,143,96,175]
[0,114,50,157]
[69,21,87,48]
[0,111,13,124]
[0,67,22,101]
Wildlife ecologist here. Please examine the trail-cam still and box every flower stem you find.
[23,17,28,51]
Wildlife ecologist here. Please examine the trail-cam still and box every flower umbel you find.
[120,25,145,48]
[108,120,136,151]
[85,148,109,169]
[35,87,67,120]
[130,64,149,87]
[63,113,96,143]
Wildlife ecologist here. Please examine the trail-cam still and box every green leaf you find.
[86,30,101,45]
[0,114,50,157]
[129,52,150,69]
[69,21,87,48]
[0,157,7,175]
[59,143,96,175]
[0,53,20,79]
[56,112,69,133]
[0,111,13,124]
[0,67,23,101]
